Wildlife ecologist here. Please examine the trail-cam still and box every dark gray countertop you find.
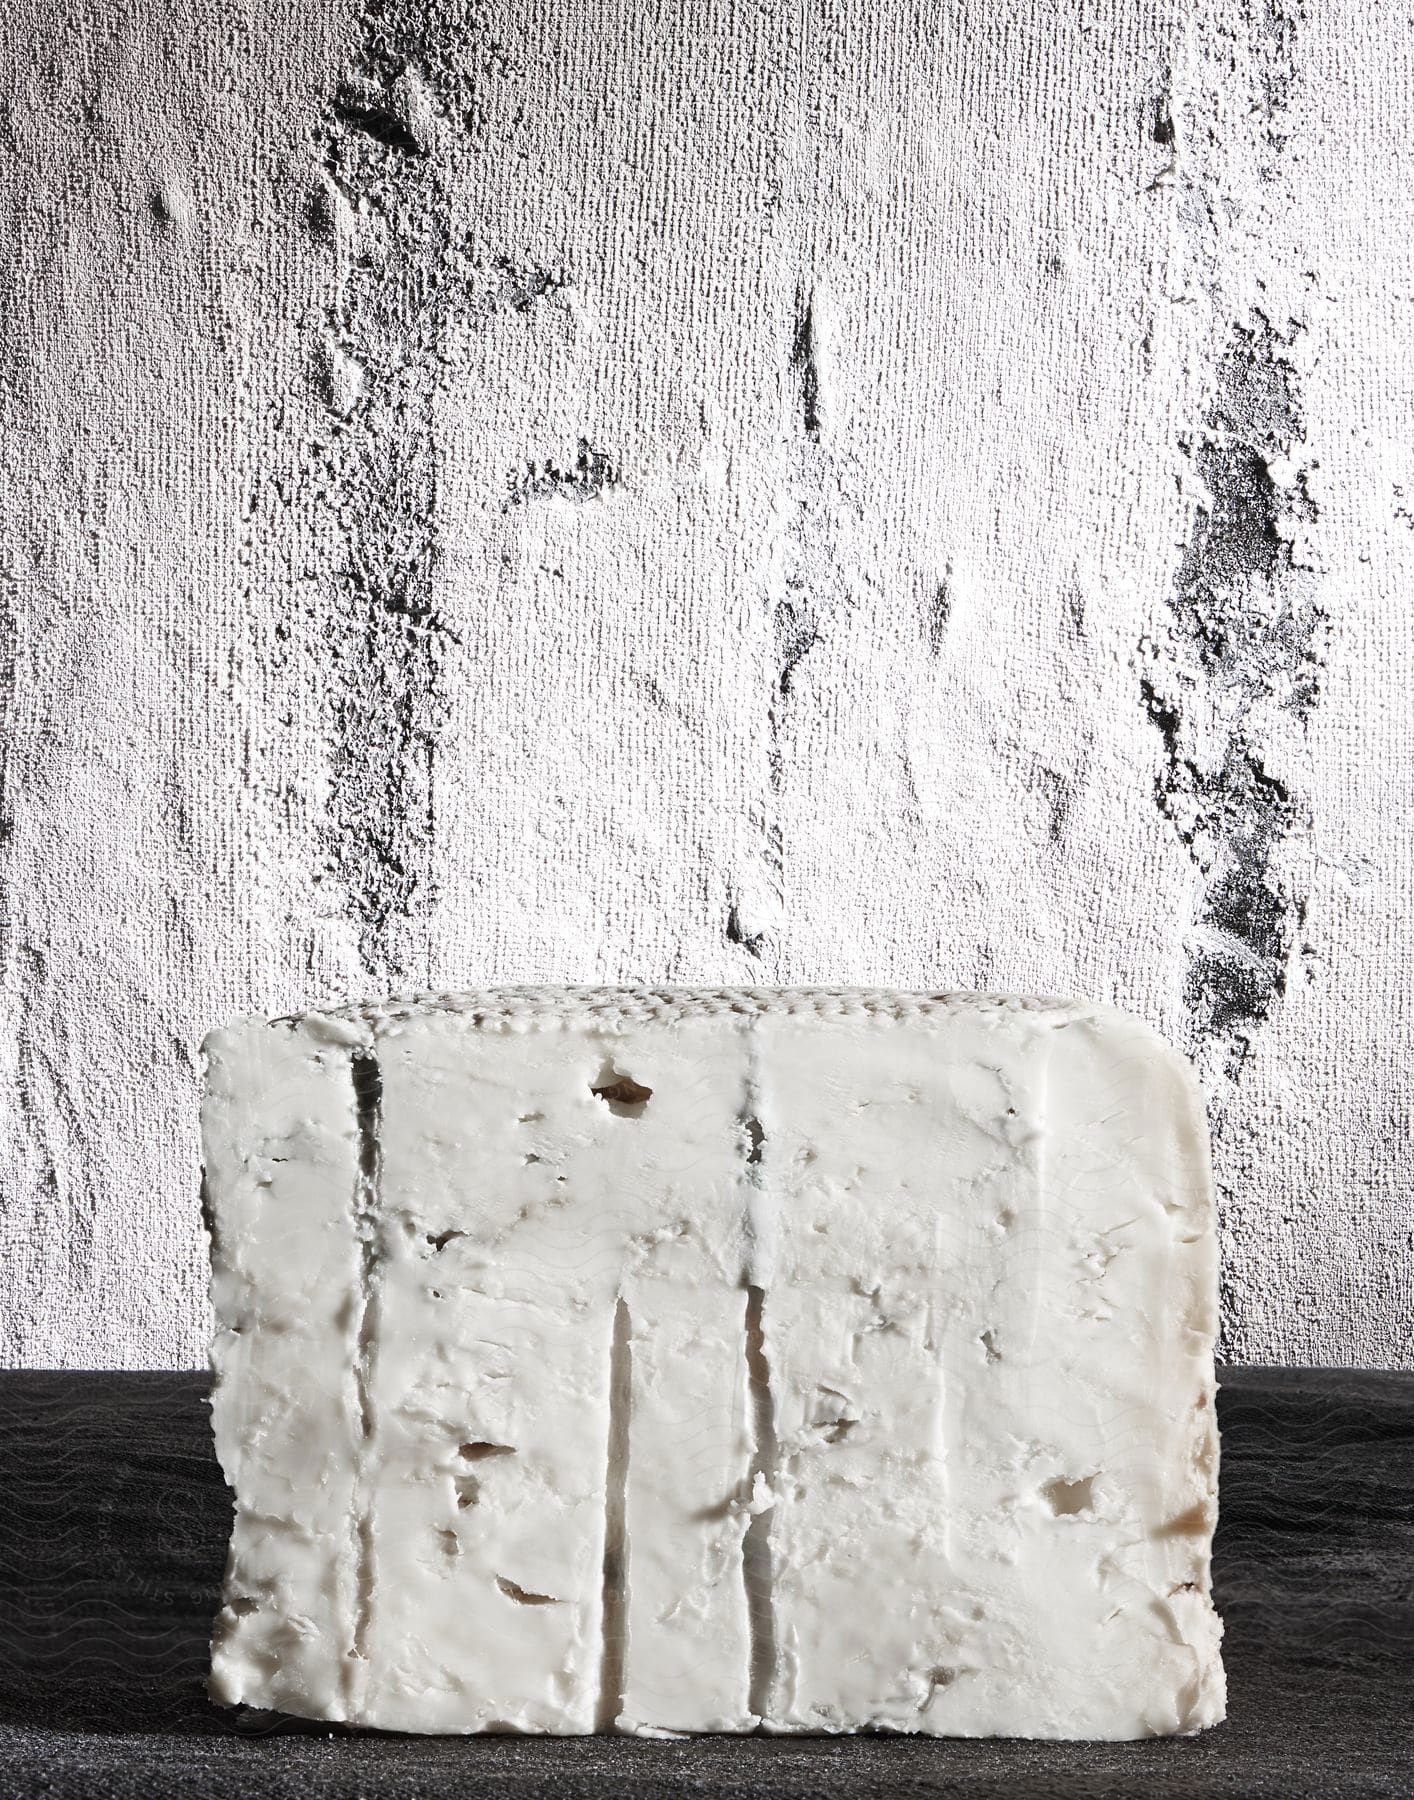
[1,1366,1410,1798]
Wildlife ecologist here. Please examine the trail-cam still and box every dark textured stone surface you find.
[0,1367,1409,1797]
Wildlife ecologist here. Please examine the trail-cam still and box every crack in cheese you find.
[203,988,1225,1737]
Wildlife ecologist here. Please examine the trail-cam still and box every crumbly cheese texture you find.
[203,988,1225,1738]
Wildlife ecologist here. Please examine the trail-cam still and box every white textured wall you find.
[1,0,1409,1369]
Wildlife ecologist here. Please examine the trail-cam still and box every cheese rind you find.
[204,989,1224,1737]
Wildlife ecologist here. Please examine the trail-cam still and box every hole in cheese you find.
[1041,1474,1097,1516]
[496,1576,561,1606]
[591,1063,653,1116]
[459,1441,516,1461]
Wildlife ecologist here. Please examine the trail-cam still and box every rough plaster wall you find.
[1,0,1410,1368]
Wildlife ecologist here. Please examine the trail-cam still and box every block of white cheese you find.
[203,988,1224,1738]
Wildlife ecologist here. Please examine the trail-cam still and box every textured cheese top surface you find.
[271,985,1083,1032]
[204,987,1224,1738]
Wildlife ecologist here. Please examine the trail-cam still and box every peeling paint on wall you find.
[0,0,1410,1368]
[315,11,462,983]
[1159,0,1326,1076]
[1145,317,1324,1068]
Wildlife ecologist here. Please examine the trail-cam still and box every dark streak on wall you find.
[1147,0,1323,1084]
[725,901,767,960]
[1245,0,1300,151]
[1149,320,1323,1067]
[773,597,820,705]
[332,86,427,156]
[479,254,568,316]
[768,287,827,779]
[789,288,822,444]
[505,441,619,510]
[925,567,952,657]
[316,6,464,982]
[743,281,841,943]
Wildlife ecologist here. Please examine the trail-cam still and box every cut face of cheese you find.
[203,989,1224,1738]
